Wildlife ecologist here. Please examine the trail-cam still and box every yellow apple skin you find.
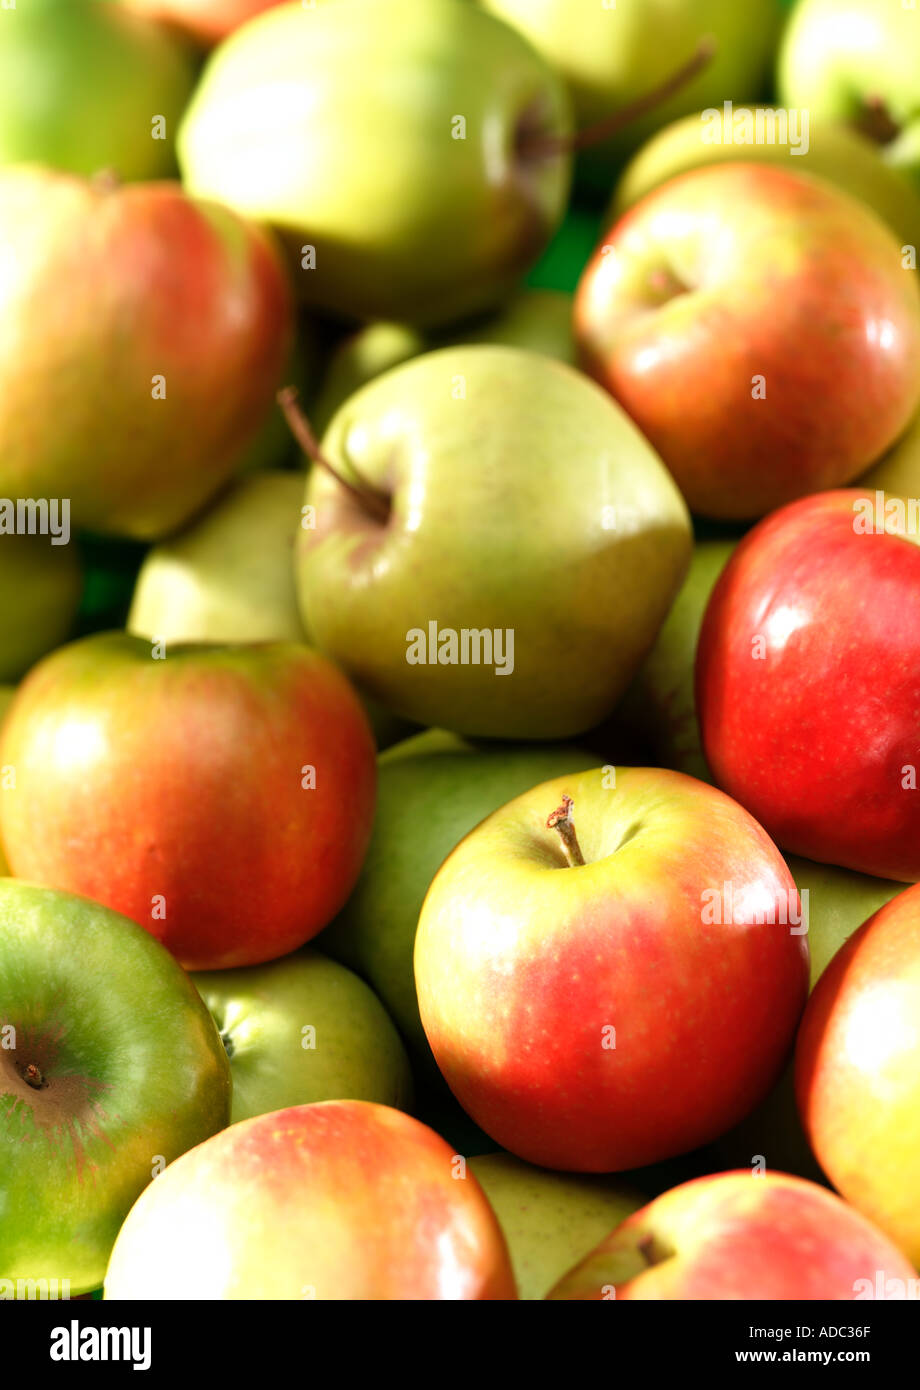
[547,1171,918,1300]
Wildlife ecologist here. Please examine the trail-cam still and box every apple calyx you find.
[278,387,391,524]
[20,1061,47,1090]
[90,168,122,194]
[518,37,718,161]
[854,96,902,148]
[546,794,585,867]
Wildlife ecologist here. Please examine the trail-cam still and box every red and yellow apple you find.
[122,1,285,46]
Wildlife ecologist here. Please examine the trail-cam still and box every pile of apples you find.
[2,0,920,1303]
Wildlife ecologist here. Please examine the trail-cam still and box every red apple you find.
[122,1,284,46]
[547,1171,919,1300]
[796,884,920,1267]
[414,766,809,1172]
[104,1100,518,1299]
[0,634,375,970]
[574,164,920,519]
[697,488,920,882]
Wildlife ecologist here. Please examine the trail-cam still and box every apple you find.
[414,765,809,1172]
[469,1152,644,1301]
[321,729,598,1058]
[295,345,691,740]
[192,949,413,1125]
[779,0,920,184]
[104,1101,518,1299]
[178,0,573,325]
[0,879,230,1296]
[311,288,577,435]
[0,0,197,179]
[0,167,293,541]
[697,488,920,882]
[620,539,736,782]
[547,1171,919,1300]
[0,531,83,684]
[612,112,920,250]
[860,404,920,494]
[122,0,286,46]
[797,884,920,1267]
[575,165,920,520]
[0,686,14,876]
[0,633,376,970]
[482,0,783,183]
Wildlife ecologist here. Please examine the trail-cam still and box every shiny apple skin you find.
[575,164,920,519]
[0,634,376,970]
[415,766,809,1172]
[698,488,920,881]
[796,884,920,1266]
[547,1171,918,1300]
[104,1101,518,1300]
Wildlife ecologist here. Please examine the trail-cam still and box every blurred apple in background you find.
[193,950,413,1124]
[0,686,15,876]
[123,0,285,46]
[576,165,920,519]
[0,881,230,1296]
[0,634,376,969]
[797,884,920,1267]
[778,0,920,184]
[612,112,920,249]
[296,345,691,739]
[322,729,597,1059]
[860,407,920,495]
[416,765,809,1171]
[547,1171,919,1300]
[0,0,196,178]
[104,1101,518,1299]
[0,168,293,540]
[469,1152,645,1301]
[698,489,920,882]
[179,0,573,325]
[0,532,82,684]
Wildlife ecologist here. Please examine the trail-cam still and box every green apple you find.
[620,539,736,783]
[482,0,783,183]
[178,0,573,325]
[612,113,920,249]
[860,407,920,494]
[469,1152,644,1300]
[192,950,413,1125]
[0,531,83,684]
[0,0,197,180]
[296,345,691,739]
[0,879,230,1295]
[321,730,598,1058]
[311,288,577,435]
[778,0,920,184]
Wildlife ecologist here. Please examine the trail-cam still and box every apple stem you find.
[278,387,391,524]
[519,37,718,160]
[856,95,901,147]
[546,794,585,868]
[22,1062,45,1090]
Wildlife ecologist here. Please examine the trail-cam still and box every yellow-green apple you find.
[575,165,920,520]
[547,1171,919,1300]
[469,1152,644,1301]
[0,0,196,179]
[481,0,782,184]
[612,112,920,249]
[321,729,598,1058]
[861,405,920,494]
[0,880,230,1296]
[797,884,920,1266]
[0,167,293,540]
[0,531,82,683]
[620,539,735,782]
[0,633,375,970]
[178,0,572,325]
[295,345,691,739]
[779,0,920,184]
[415,765,809,1171]
[311,288,577,435]
[0,686,14,876]
[697,489,920,881]
[104,1101,518,1299]
[192,950,413,1124]
[122,0,285,46]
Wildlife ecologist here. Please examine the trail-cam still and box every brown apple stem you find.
[277,386,390,524]
[22,1062,45,1090]
[855,95,901,147]
[520,37,718,159]
[546,794,585,868]
[90,168,122,193]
